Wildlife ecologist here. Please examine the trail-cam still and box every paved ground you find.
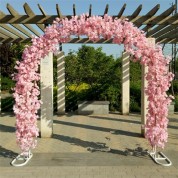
[0,112,178,178]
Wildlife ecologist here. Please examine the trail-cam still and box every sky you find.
[0,0,177,57]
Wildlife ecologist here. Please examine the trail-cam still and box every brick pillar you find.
[141,38,155,136]
[40,52,53,137]
[121,51,130,115]
[57,51,65,114]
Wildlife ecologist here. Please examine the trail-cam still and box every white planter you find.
[78,101,110,115]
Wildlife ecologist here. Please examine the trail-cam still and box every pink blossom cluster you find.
[144,46,174,148]
[13,14,173,153]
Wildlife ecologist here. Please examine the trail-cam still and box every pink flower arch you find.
[13,14,174,154]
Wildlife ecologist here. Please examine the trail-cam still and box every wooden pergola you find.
[0,3,178,44]
[0,3,177,137]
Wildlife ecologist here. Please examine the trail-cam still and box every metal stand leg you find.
[11,151,33,167]
[149,146,172,166]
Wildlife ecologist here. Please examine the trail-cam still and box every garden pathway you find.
[0,113,178,178]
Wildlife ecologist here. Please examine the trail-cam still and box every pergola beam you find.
[23,3,44,32]
[0,3,177,44]
[56,4,62,18]
[145,5,176,24]
[6,3,40,37]
[68,37,80,43]
[0,37,177,44]
[95,38,106,43]
[156,28,178,41]
[23,3,35,17]
[103,39,113,43]
[1,14,178,25]
[0,27,18,39]
[0,24,27,39]
[129,4,142,21]
[0,36,29,43]
[146,4,160,16]
[147,13,178,37]
[104,4,109,15]
[133,4,160,27]
[10,24,33,38]
[89,4,92,17]
[158,38,178,44]
[0,32,9,38]
[38,4,47,17]
[7,3,18,17]
[0,38,14,43]
[152,25,178,38]
[118,4,126,18]
[73,4,76,16]
[142,4,176,32]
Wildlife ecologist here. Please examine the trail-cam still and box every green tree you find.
[65,51,80,88]
[64,45,143,112]
[0,43,25,78]
[65,45,121,111]
[130,61,141,112]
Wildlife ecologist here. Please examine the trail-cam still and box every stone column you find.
[121,51,130,115]
[40,52,53,137]
[57,51,65,114]
[141,38,155,136]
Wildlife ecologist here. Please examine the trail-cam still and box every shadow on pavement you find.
[0,146,18,159]
[168,125,178,129]
[169,117,178,123]
[89,115,141,124]
[53,133,149,160]
[54,120,141,138]
[0,112,15,117]
[110,147,149,159]
[0,124,15,132]
[53,134,109,150]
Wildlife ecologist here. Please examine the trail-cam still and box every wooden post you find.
[40,52,53,137]
[57,51,65,114]
[121,51,130,115]
[141,38,155,136]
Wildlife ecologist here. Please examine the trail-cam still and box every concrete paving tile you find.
[163,176,178,178]
[1,176,23,178]
[93,175,108,178]
[21,174,36,178]
[79,175,94,178]
[0,113,178,178]
[65,176,80,178]
[133,176,148,178]
[106,175,124,178]
[149,176,170,178]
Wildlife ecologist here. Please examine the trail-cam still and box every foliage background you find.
[1,44,178,112]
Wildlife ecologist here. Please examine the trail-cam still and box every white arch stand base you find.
[11,151,33,167]
[149,146,172,166]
